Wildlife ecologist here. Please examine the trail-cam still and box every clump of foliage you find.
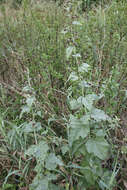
[0,0,127,189]
[0,64,117,190]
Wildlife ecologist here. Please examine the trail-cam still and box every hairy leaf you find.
[91,108,111,121]
[78,63,90,73]
[68,115,90,146]
[78,94,98,111]
[61,145,69,155]
[68,72,78,81]
[23,122,42,133]
[26,96,36,107]
[69,99,81,110]
[86,137,109,160]
[66,46,75,60]
[25,141,49,161]
[20,105,30,118]
[45,153,63,170]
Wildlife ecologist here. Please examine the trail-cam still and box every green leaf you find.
[0,147,6,153]
[23,122,42,133]
[61,145,69,155]
[49,183,60,190]
[86,137,109,160]
[20,105,31,118]
[69,99,81,110]
[82,168,97,185]
[22,86,31,92]
[96,129,106,137]
[25,141,49,161]
[30,175,49,190]
[66,46,75,60]
[78,63,90,73]
[72,53,81,58]
[79,80,91,88]
[45,153,63,170]
[26,96,36,107]
[78,94,98,111]
[68,72,78,81]
[82,97,93,111]
[68,115,90,146]
[61,29,68,34]
[36,111,42,117]
[35,179,48,190]
[91,108,111,121]
[86,94,99,101]
[121,146,127,154]
[72,21,82,25]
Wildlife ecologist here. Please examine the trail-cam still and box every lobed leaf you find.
[86,137,109,160]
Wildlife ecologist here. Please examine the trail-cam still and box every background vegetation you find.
[0,0,127,189]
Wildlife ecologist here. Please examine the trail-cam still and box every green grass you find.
[0,0,127,189]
